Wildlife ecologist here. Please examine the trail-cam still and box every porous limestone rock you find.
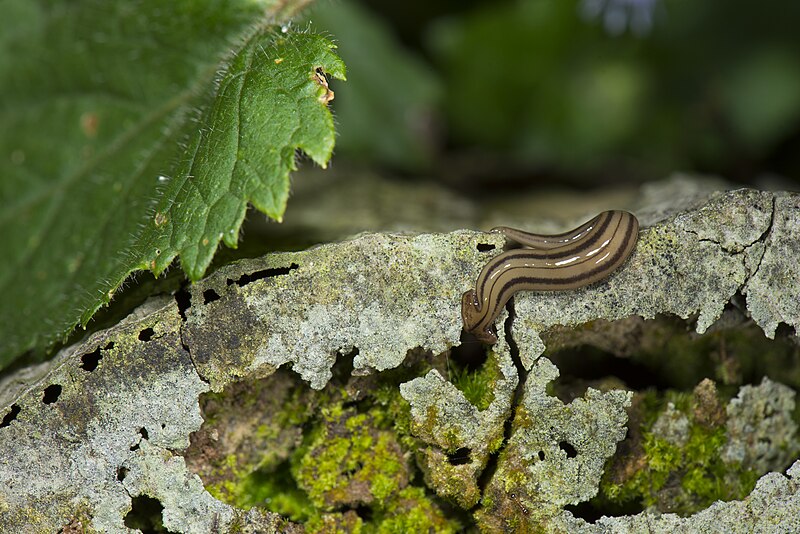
[1,180,798,532]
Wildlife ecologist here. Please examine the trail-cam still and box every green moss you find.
[448,353,502,411]
[599,410,759,515]
[603,432,681,505]
[294,408,409,510]
[194,355,467,530]
[375,487,459,534]
[305,512,363,534]
[241,461,317,522]
[679,425,759,505]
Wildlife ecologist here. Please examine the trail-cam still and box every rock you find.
[1,179,798,532]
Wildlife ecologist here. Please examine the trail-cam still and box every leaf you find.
[0,0,345,367]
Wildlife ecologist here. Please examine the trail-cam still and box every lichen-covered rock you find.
[723,377,799,472]
[475,358,632,532]
[511,187,780,369]
[744,193,800,338]
[596,376,797,517]
[551,460,800,533]
[1,181,799,532]
[183,230,502,390]
[399,335,517,508]
[0,298,211,532]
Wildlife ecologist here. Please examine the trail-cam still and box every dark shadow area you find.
[0,404,20,428]
[447,447,472,465]
[225,263,299,287]
[138,328,155,342]
[42,384,62,404]
[174,287,192,320]
[123,495,176,534]
[202,288,220,304]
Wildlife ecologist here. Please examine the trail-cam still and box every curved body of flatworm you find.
[461,210,639,343]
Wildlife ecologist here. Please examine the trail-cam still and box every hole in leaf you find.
[175,287,192,320]
[43,384,62,404]
[559,441,578,458]
[226,263,299,287]
[477,243,495,251]
[117,466,129,482]
[123,495,175,533]
[138,328,154,342]
[447,447,472,465]
[202,288,220,304]
[0,404,20,428]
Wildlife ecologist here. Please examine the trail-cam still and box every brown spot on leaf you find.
[314,67,334,104]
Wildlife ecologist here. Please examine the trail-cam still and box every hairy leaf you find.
[0,0,345,366]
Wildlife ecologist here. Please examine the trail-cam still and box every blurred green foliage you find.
[322,0,800,182]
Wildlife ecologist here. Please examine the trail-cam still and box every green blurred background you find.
[305,0,800,193]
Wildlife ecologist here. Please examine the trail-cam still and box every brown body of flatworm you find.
[461,210,640,344]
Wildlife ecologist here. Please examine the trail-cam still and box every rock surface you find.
[1,178,798,532]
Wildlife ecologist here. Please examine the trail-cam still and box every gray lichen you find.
[184,230,498,391]
[399,334,517,508]
[723,378,799,472]
[1,182,799,532]
[551,460,800,533]
[475,358,631,531]
[512,187,781,369]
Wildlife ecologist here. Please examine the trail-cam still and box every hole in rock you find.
[545,313,800,396]
[549,344,664,399]
[332,347,358,384]
[117,466,129,481]
[538,312,800,521]
[43,384,62,404]
[202,288,220,304]
[538,450,545,461]
[123,495,176,533]
[174,287,192,320]
[130,427,149,451]
[559,441,578,458]
[138,328,155,342]
[0,404,21,428]
[447,447,472,465]
[226,263,299,287]
[477,243,495,252]
[450,332,489,372]
[565,501,604,524]
[775,322,796,339]
[81,348,102,372]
